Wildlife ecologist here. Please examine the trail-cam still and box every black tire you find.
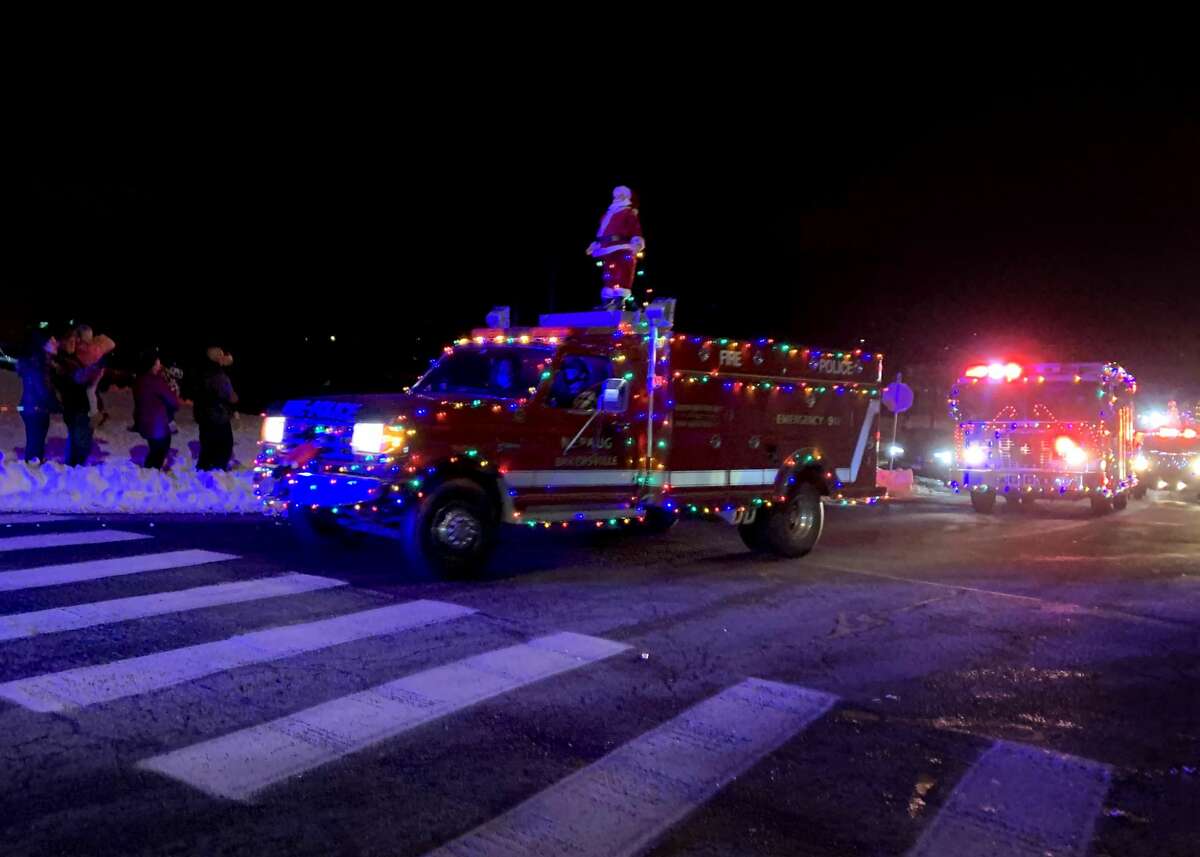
[404,478,497,577]
[287,505,364,548]
[640,506,679,535]
[1090,495,1112,516]
[1132,483,1147,500]
[1112,492,1128,511]
[738,514,770,552]
[970,490,996,514]
[760,484,824,558]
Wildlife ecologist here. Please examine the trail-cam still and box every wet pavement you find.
[0,492,1197,856]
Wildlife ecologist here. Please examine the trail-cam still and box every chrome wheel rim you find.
[787,497,816,538]
[434,506,481,551]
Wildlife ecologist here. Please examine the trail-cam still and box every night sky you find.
[8,76,1198,409]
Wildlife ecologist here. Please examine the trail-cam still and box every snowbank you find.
[875,467,915,498]
[0,371,263,513]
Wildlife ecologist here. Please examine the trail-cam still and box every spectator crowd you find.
[15,325,240,471]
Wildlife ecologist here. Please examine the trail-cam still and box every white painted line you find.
[0,529,148,554]
[907,740,1109,857]
[138,631,630,801]
[0,600,476,713]
[0,549,238,593]
[428,678,837,857]
[0,514,77,524]
[0,573,347,642]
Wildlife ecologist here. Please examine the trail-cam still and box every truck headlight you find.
[351,422,386,453]
[350,422,408,455]
[261,416,286,445]
[1133,453,1149,472]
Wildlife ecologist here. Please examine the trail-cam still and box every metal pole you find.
[889,372,901,470]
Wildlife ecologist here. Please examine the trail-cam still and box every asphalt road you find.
[1,491,1197,856]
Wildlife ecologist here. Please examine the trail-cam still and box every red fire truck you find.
[948,360,1138,514]
[254,300,884,574]
[1133,421,1200,497]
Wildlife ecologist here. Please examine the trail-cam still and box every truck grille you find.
[282,419,356,462]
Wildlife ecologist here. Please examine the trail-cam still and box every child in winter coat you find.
[73,325,116,427]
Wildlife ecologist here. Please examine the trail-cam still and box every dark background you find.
[6,75,1198,412]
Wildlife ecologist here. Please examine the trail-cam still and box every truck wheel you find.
[640,506,678,535]
[406,478,496,577]
[738,516,769,552]
[1132,484,1147,500]
[1112,492,1128,511]
[761,484,824,558]
[970,490,996,514]
[1090,495,1112,515]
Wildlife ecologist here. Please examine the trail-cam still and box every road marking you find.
[138,631,629,801]
[0,549,238,593]
[0,600,476,713]
[907,740,1109,857]
[0,529,148,554]
[0,514,77,524]
[427,678,837,857]
[0,573,347,641]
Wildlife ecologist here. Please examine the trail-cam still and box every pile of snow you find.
[0,371,263,513]
[0,459,260,513]
[875,467,915,498]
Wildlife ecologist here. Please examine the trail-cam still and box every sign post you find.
[881,373,914,470]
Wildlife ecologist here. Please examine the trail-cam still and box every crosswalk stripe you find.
[426,678,836,857]
[0,573,347,642]
[0,600,476,713]
[0,529,148,554]
[137,631,630,802]
[0,549,238,593]
[0,514,76,524]
[907,740,1110,857]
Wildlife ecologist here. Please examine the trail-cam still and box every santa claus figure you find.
[587,185,644,304]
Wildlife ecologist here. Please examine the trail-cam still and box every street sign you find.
[882,381,914,414]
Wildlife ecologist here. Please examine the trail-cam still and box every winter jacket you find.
[55,352,105,419]
[194,363,237,425]
[17,353,62,415]
[133,372,182,440]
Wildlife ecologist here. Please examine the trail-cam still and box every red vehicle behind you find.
[949,360,1138,514]
[255,301,884,574]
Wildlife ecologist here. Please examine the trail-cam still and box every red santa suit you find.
[587,186,644,301]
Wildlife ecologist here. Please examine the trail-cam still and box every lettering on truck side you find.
[776,414,842,426]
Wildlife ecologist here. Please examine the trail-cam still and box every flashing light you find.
[933,450,953,466]
[1184,429,1197,439]
[1157,480,1169,489]
[1177,481,1188,492]
[965,362,1022,382]
[261,416,286,444]
[1158,427,1180,438]
[1132,453,1149,473]
[963,444,987,466]
[887,445,905,458]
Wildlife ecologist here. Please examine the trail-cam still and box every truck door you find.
[506,350,637,513]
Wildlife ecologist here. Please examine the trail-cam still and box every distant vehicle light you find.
[1158,427,1180,438]
[963,444,987,466]
[1183,428,1197,439]
[1157,480,1168,489]
[351,422,386,454]
[1132,453,1149,472]
[964,365,989,379]
[933,450,953,466]
[1054,435,1088,467]
[1176,481,1188,492]
[261,416,286,444]
[888,445,905,458]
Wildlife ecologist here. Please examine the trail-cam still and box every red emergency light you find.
[965,362,1022,382]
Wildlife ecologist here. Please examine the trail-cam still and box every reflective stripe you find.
[504,470,639,488]
[728,469,776,486]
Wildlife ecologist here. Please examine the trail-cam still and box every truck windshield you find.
[956,382,1110,422]
[413,346,552,398]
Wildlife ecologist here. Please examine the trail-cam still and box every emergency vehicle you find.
[1132,421,1200,496]
[254,300,884,574]
[948,360,1138,514]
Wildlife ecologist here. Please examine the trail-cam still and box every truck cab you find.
[949,361,1138,514]
[255,301,884,574]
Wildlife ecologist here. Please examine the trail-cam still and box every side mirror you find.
[599,378,630,413]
